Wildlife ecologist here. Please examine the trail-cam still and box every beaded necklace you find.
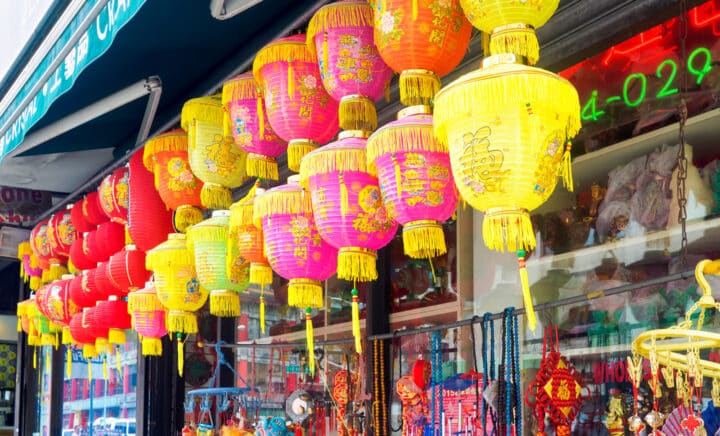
[428,331,443,436]
[481,312,497,433]
[372,339,387,436]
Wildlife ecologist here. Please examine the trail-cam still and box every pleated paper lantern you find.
[28,295,61,347]
[46,207,78,279]
[434,45,580,332]
[95,261,121,298]
[187,211,248,317]
[16,298,34,336]
[222,73,287,180]
[30,219,53,272]
[307,0,392,131]
[81,268,105,307]
[253,35,339,172]
[108,245,150,295]
[35,275,78,344]
[459,0,559,66]
[371,0,472,106]
[69,272,96,309]
[69,234,96,271]
[70,200,94,233]
[98,167,130,224]
[229,183,272,288]
[128,148,174,252]
[95,297,132,345]
[69,311,98,358]
[128,282,168,356]
[82,191,109,226]
[146,233,209,376]
[90,221,126,262]
[181,95,247,210]
[254,177,338,373]
[366,108,457,258]
[299,133,398,282]
[143,130,204,233]
[84,305,111,354]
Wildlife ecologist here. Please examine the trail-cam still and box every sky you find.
[0,0,54,85]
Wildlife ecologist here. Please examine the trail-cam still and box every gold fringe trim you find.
[62,327,73,345]
[181,95,224,132]
[490,26,540,66]
[298,144,369,188]
[127,290,164,313]
[200,183,233,210]
[253,185,312,223]
[109,328,126,345]
[399,70,440,106]
[48,264,68,281]
[518,254,536,331]
[306,1,373,56]
[253,37,317,84]
[249,262,273,287]
[222,73,258,106]
[142,130,188,171]
[177,336,184,377]
[30,276,40,291]
[142,337,163,356]
[146,235,194,272]
[167,310,198,334]
[173,205,204,234]
[306,310,315,375]
[247,154,279,180]
[366,121,447,174]
[288,279,324,309]
[288,140,319,173]
[41,333,57,347]
[351,290,362,354]
[28,335,40,347]
[561,141,573,192]
[482,209,535,253]
[96,338,109,354]
[339,95,377,131]
[209,290,240,318]
[337,247,377,282]
[434,64,581,143]
[18,241,31,282]
[83,344,97,360]
[259,296,265,334]
[402,221,447,259]
[229,181,259,227]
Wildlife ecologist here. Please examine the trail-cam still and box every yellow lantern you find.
[459,0,559,66]
[181,95,248,210]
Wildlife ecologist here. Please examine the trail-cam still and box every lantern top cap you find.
[142,130,189,171]
[61,274,74,280]
[168,233,186,241]
[252,34,315,84]
[398,105,432,119]
[306,0,373,57]
[180,95,224,131]
[222,72,259,105]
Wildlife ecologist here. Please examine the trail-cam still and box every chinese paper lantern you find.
[366,108,457,259]
[254,177,338,372]
[146,233,208,376]
[16,298,34,336]
[307,0,392,131]
[371,0,472,106]
[80,268,105,307]
[69,272,95,308]
[98,167,129,224]
[222,73,287,180]
[181,95,247,210]
[85,305,110,354]
[82,191,109,226]
[35,275,79,344]
[299,133,397,282]
[69,311,98,358]
[28,295,61,347]
[18,241,42,291]
[252,35,339,172]
[459,0,559,66]
[30,219,52,275]
[87,221,125,262]
[107,245,150,295]
[46,207,78,279]
[95,261,121,298]
[433,16,580,330]
[69,234,95,271]
[128,282,168,356]
[95,297,132,345]
[143,130,204,233]
[70,200,94,233]
[187,211,247,317]
[127,147,174,252]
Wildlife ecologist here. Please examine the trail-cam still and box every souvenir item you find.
[98,166,130,224]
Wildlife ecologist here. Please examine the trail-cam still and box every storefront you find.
[3,0,720,435]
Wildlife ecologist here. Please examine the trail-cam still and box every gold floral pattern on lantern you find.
[353,186,394,234]
[376,8,404,45]
[459,127,510,195]
[166,157,199,192]
[202,132,240,178]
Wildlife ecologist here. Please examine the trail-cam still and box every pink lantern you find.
[299,133,398,283]
[307,0,392,131]
[128,281,168,356]
[252,35,339,172]
[222,73,287,180]
[366,109,458,259]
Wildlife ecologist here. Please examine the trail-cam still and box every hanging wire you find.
[676,0,690,267]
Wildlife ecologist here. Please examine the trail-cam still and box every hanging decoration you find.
[30,219,59,282]
[98,166,130,224]
[69,233,95,271]
[48,206,78,259]
[95,297,132,346]
[85,221,125,263]
[371,0,472,106]
[433,4,580,330]
[299,132,397,284]
[143,130,204,233]
[68,272,96,309]
[70,199,95,234]
[253,176,338,372]
[68,310,98,359]
[81,191,109,227]
[28,294,62,347]
[35,275,79,344]
[146,233,209,376]
[252,34,339,172]
[127,147,175,252]
[187,211,248,317]
[182,95,247,210]
[84,305,111,356]
[222,72,287,180]
[107,245,150,295]
[307,0,392,132]
[366,108,457,259]
[18,241,42,291]
[128,281,168,356]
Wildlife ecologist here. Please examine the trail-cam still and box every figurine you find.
[607,215,629,241]
[587,182,606,220]
[606,393,625,436]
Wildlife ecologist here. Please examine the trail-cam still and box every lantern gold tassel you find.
[482,209,535,253]
[392,154,402,199]
[351,288,362,354]
[287,140,319,173]
[399,70,441,106]
[177,334,185,377]
[339,174,349,217]
[48,263,68,281]
[167,310,199,334]
[109,328,126,345]
[489,25,540,66]
[96,338,109,354]
[247,154,279,181]
[561,141,574,192]
[103,356,108,380]
[299,146,368,187]
[287,59,295,99]
[518,250,536,330]
[403,220,447,259]
[30,276,40,291]
[305,309,315,375]
[209,290,240,317]
[82,344,96,360]
[62,326,73,345]
[339,95,377,131]
[33,347,37,369]
[173,205,204,233]
[142,337,163,356]
[257,95,265,139]
[201,183,233,210]
[338,247,377,282]
[41,333,56,347]
[66,347,72,378]
[288,279,324,309]
[250,263,273,288]
[412,0,418,20]
[260,295,266,335]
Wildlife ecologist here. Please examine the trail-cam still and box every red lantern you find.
[30,219,52,270]
[70,200,94,233]
[82,268,105,306]
[108,246,150,294]
[84,306,110,352]
[69,310,99,358]
[98,167,129,224]
[95,298,132,345]
[95,262,120,298]
[82,191,108,226]
[86,221,125,263]
[412,357,432,390]
[69,234,95,271]
[128,148,174,252]
[69,274,93,309]
[48,207,78,258]
[35,277,78,327]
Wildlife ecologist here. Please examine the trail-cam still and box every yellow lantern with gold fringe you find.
[182,95,247,210]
